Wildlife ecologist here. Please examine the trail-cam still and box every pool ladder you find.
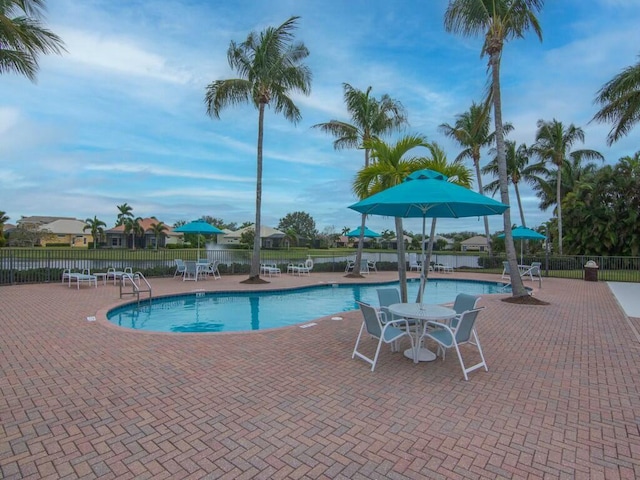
[119,271,152,305]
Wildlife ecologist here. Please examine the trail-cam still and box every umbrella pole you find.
[418,216,427,309]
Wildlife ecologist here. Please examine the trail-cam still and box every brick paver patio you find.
[2,271,640,479]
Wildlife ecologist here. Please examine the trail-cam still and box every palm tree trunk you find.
[490,51,527,297]
[474,157,493,255]
[353,146,372,277]
[556,166,563,255]
[250,103,265,280]
[352,214,366,277]
[514,182,528,256]
[417,218,438,304]
[514,182,526,227]
[394,216,408,302]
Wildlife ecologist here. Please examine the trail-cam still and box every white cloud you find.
[57,28,192,84]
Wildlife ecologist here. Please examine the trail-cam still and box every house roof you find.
[224,225,285,239]
[460,235,488,245]
[39,219,88,235]
[18,216,77,226]
[106,217,174,234]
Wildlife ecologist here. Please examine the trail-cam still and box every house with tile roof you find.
[105,217,177,249]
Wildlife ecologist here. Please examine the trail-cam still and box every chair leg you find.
[472,330,489,372]
[352,323,366,359]
[452,343,469,381]
[371,339,384,372]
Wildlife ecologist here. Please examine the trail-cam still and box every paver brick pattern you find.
[1,271,640,479]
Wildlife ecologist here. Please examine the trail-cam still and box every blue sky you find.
[2,0,639,236]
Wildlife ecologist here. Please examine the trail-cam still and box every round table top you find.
[388,303,456,320]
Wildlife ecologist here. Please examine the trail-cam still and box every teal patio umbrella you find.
[498,226,546,264]
[174,220,224,257]
[349,169,509,306]
[345,226,381,238]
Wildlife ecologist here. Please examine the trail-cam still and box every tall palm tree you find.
[205,16,311,283]
[150,221,168,250]
[313,84,408,276]
[444,0,543,298]
[531,119,604,254]
[592,54,640,145]
[83,216,106,250]
[0,0,66,82]
[439,101,511,254]
[482,141,547,227]
[116,203,133,226]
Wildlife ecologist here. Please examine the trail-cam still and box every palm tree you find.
[439,101,512,254]
[150,221,168,250]
[123,216,142,250]
[83,216,106,249]
[0,210,9,236]
[482,141,547,227]
[0,0,66,82]
[444,0,543,298]
[205,16,311,283]
[532,154,600,213]
[531,119,604,254]
[116,203,133,226]
[313,84,408,276]
[592,54,640,145]
[353,136,472,302]
[417,142,474,280]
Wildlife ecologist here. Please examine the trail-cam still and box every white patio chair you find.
[352,302,414,372]
[174,259,186,278]
[520,261,542,281]
[408,253,422,272]
[501,261,511,279]
[359,258,370,274]
[182,261,199,282]
[420,306,488,381]
[344,258,355,273]
[367,259,377,273]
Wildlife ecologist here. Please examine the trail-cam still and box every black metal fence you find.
[1,248,638,285]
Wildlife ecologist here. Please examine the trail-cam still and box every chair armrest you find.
[386,317,412,332]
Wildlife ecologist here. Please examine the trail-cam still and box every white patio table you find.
[388,303,456,363]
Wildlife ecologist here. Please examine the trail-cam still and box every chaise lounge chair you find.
[288,258,314,276]
[62,268,97,289]
[260,263,281,277]
[107,267,133,285]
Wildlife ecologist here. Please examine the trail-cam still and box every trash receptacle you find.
[584,260,598,282]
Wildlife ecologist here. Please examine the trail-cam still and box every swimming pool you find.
[107,279,509,333]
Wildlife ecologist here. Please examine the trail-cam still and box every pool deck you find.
[2,270,640,479]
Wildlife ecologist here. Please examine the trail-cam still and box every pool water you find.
[107,279,509,333]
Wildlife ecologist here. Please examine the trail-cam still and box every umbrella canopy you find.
[349,169,509,306]
[350,169,509,219]
[345,226,381,238]
[174,220,224,256]
[173,219,224,235]
[498,226,546,264]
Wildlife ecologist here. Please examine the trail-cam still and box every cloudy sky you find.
[2,0,639,236]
